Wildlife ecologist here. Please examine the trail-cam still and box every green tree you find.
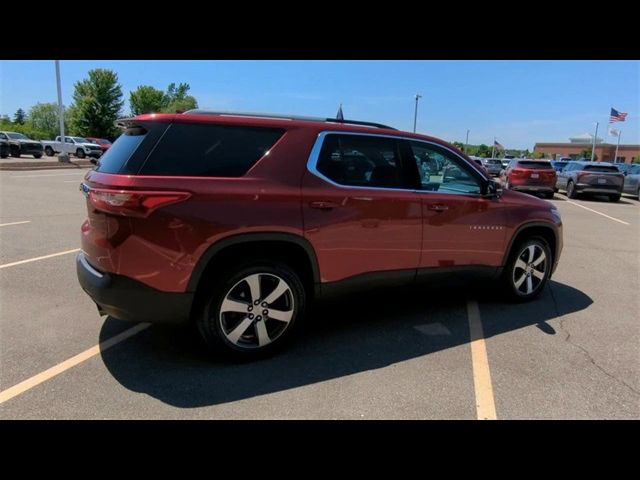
[533,151,545,159]
[162,82,198,113]
[69,69,124,138]
[13,108,26,124]
[0,115,11,123]
[28,103,60,139]
[129,85,166,115]
[477,144,491,157]
[452,141,464,151]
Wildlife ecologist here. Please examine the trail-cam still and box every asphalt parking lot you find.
[0,169,638,419]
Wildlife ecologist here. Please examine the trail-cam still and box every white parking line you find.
[565,200,630,225]
[0,323,151,405]
[11,173,85,178]
[0,221,31,228]
[467,300,497,420]
[0,248,80,270]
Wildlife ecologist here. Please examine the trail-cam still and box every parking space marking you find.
[0,323,150,405]
[0,221,30,228]
[467,300,497,420]
[0,248,80,270]
[565,200,630,225]
[11,173,85,178]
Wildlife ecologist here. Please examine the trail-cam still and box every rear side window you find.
[583,165,619,173]
[140,123,285,177]
[517,161,552,169]
[96,127,148,174]
[316,134,403,188]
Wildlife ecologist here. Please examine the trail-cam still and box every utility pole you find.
[491,137,496,158]
[590,122,599,162]
[614,130,622,163]
[413,94,422,133]
[55,60,69,163]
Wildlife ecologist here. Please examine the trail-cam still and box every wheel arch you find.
[502,222,558,268]
[187,232,320,295]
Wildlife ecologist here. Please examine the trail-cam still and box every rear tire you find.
[44,146,54,157]
[566,180,578,199]
[502,236,552,302]
[195,260,306,360]
[543,192,554,199]
[76,148,85,159]
[33,153,42,159]
[608,194,621,202]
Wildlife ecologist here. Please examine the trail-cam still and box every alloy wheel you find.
[512,244,547,295]
[219,273,295,348]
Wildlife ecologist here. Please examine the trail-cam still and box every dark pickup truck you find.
[0,131,44,158]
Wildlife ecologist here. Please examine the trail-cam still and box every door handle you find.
[309,201,339,210]
[427,203,449,212]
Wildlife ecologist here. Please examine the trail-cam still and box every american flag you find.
[609,108,628,123]
[494,139,504,150]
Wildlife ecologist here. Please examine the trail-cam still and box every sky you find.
[1,60,638,149]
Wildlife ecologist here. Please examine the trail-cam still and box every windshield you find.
[6,132,28,140]
[72,137,89,143]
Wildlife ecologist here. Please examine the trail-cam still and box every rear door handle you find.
[309,201,339,210]
[427,203,449,212]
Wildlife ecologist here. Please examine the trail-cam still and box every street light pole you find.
[590,122,599,162]
[55,60,69,163]
[413,94,422,133]
[465,129,470,153]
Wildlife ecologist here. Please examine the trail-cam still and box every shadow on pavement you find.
[100,278,592,408]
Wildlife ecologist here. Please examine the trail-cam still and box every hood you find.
[500,188,554,209]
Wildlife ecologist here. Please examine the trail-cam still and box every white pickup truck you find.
[41,136,103,159]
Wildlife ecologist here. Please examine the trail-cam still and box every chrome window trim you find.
[306,131,487,196]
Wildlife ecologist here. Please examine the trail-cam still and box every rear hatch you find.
[512,161,556,185]
[578,164,624,188]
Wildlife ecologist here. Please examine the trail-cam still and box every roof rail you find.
[183,109,396,130]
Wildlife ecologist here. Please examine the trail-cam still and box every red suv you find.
[77,111,563,358]
[501,159,557,199]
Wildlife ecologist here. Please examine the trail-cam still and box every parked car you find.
[501,159,557,199]
[556,161,624,201]
[501,159,511,169]
[551,160,570,172]
[622,164,640,199]
[77,110,563,359]
[0,138,9,158]
[614,163,634,175]
[42,136,103,159]
[0,131,44,158]
[85,137,112,152]
[482,158,504,176]
[471,158,489,174]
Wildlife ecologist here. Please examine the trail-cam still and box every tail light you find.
[511,168,526,177]
[88,188,191,218]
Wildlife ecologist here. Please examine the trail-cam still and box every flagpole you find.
[614,130,622,163]
[491,137,495,158]
[603,108,610,147]
[590,122,599,162]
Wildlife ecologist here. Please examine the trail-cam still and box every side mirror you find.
[484,179,503,198]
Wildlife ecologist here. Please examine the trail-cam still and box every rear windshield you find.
[485,159,502,164]
[95,127,147,174]
[583,165,619,173]
[517,161,552,169]
[139,123,285,177]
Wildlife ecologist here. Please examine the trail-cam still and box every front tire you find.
[196,260,306,360]
[33,153,42,159]
[44,146,54,156]
[502,236,552,302]
[10,146,20,158]
[566,180,578,199]
[76,148,86,159]
[608,194,620,202]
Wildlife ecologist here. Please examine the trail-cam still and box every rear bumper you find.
[76,253,193,325]
[510,184,554,193]
[575,183,622,194]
